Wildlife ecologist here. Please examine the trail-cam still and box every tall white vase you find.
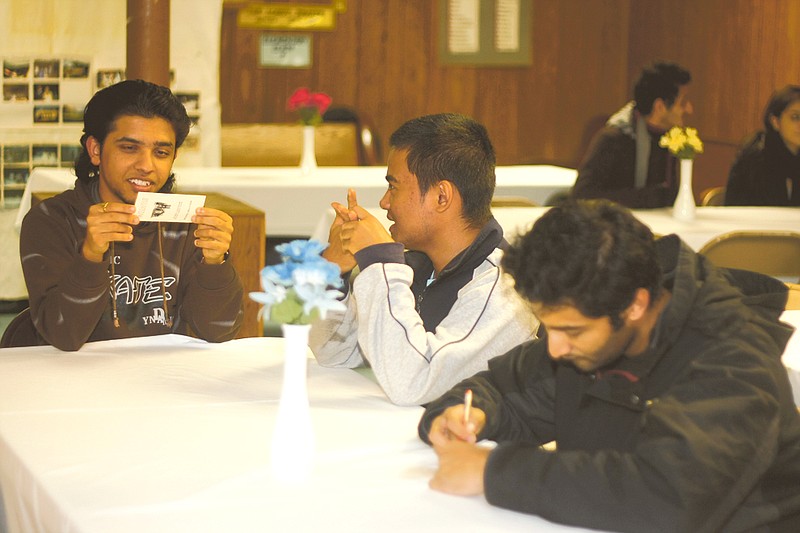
[270,323,314,483]
[673,158,696,221]
[300,125,318,175]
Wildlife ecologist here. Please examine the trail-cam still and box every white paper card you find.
[134,192,206,223]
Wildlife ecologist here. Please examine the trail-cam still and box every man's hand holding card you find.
[135,192,206,223]
[135,192,233,264]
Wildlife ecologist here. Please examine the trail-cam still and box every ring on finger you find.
[101,202,109,213]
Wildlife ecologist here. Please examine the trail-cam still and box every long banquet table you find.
[14,165,577,236]
[312,205,800,253]
[0,335,598,533]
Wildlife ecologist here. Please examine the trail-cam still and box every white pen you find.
[463,389,473,425]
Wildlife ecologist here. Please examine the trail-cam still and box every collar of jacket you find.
[406,216,505,284]
[406,217,506,333]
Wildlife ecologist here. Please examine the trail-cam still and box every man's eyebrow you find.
[385,175,397,184]
[115,136,175,148]
[545,324,584,333]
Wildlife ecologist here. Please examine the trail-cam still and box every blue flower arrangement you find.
[249,239,346,325]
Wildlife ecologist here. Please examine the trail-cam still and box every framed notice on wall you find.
[438,0,532,66]
[259,34,313,68]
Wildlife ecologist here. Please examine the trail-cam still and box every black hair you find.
[763,85,800,135]
[74,79,191,184]
[633,62,692,116]
[389,113,495,227]
[502,199,662,329]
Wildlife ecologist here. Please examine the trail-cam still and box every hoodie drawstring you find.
[108,222,172,328]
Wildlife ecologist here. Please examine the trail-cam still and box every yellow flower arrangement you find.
[659,126,704,159]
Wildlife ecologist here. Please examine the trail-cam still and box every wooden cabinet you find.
[32,191,265,338]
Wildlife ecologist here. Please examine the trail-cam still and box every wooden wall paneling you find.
[317,1,359,109]
[627,0,800,192]
[220,3,265,122]
[355,1,391,159]
[548,0,631,167]
[628,0,800,146]
[221,0,800,169]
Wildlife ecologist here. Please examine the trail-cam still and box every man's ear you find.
[649,98,667,119]
[86,136,102,166]
[625,288,651,322]
[434,180,455,212]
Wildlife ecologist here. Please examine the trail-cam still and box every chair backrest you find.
[691,139,740,198]
[698,231,800,279]
[785,283,800,310]
[573,114,610,168]
[490,196,538,208]
[221,123,360,167]
[322,106,382,166]
[700,186,726,206]
[0,308,43,348]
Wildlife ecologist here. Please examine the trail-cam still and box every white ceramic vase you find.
[300,125,318,175]
[270,323,314,483]
[673,158,696,221]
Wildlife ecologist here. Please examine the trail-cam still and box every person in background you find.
[309,113,537,406]
[572,61,693,208]
[19,80,243,350]
[726,85,800,206]
[418,199,800,531]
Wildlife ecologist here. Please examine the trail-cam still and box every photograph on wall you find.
[33,83,59,102]
[3,84,29,102]
[182,134,200,151]
[33,105,59,123]
[62,104,83,123]
[2,189,23,206]
[3,145,29,164]
[60,144,81,166]
[96,69,124,89]
[33,59,60,79]
[3,60,30,79]
[3,167,29,187]
[63,59,90,79]
[176,92,200,113]
[32,145,59,166]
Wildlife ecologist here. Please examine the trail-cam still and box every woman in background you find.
[726,85,800,206]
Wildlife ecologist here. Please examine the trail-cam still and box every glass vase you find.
[673,158,696,221]
[270,323,314,483]
[300,125,318,175]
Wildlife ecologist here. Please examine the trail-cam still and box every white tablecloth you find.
[0,335,594,533]
[15,165,577,236]
[313,205,800,252]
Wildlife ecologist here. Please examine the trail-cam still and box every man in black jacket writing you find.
[419,199,800,531]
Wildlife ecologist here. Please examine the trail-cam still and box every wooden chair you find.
[221,121,379,167]
[785,283,800,310]
[700,186,726,206]
[491,196,538,208]
[323,106,382,165]
[690,138,739,201]
[698,231,800,279]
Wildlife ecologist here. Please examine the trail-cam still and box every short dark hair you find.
[502,200,662,329]
[75,79,191,184]
[389,113,495,227]
[633,62,691,116]
[763,84,800,133]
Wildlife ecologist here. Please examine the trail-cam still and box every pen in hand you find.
[463,389,473,425]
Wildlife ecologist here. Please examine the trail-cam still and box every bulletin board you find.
[438,0,532,66]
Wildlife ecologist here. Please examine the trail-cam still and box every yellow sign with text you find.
[238,4,337,30]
